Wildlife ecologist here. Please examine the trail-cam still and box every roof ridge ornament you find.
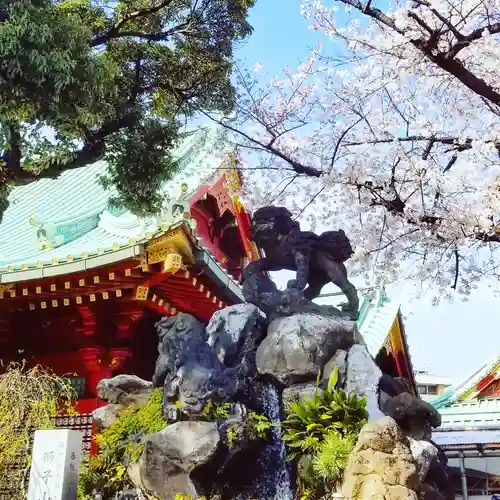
[160,183,195,231]
[28,211,100,250]
[29,215,54,250]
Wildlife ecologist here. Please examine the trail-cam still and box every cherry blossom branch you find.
[202,112,324,178]
[335,0,500,104]
[451,248,460,289]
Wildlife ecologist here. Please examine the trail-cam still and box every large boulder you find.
[97,375,152,405]
[342,417,419,500]
[408,437,438,483]
[138,421,220,499]
[256,313,358,385]
[206,304,266,375]
[382,392,441,440]
[92,404,125,430]
[345,345,384,420]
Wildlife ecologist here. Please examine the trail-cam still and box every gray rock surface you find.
[345,344,384,421]
[206,304,266,376]
[97,375,152,405]
[256,313,358,385]
[282,383,317,405]
[92,404,125,429]
[323,349,348,387]
[408,437,438,483]
[139,421,220,499]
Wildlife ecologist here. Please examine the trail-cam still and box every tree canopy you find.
[0,0,254,219]
[213,0,500,300]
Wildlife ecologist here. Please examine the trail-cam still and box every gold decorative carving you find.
[220,151,239,188]
[146,226,194,265]
[135,286,149,301]
[164,253,183,274]
[0,284,15,294]
[247,240,261,261]
[224,168,241,193]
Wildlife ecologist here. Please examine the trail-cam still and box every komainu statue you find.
[242,206,359,320]
[152,313,241,419]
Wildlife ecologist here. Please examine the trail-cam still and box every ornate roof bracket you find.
[145,225,195,269]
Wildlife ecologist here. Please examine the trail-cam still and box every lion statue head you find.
[251,206,299,245]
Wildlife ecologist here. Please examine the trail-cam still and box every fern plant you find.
[281,367,367,499]
[282,368,368,460]
[312,432,355,490]
[247,411,272,440]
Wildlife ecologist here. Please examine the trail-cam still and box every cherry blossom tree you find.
[205,0,500,300]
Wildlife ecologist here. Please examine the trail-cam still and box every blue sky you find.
[232,0,498,386]
[237,0,321,73]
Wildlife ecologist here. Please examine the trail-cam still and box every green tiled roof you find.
[357,289,401,358]
[433,356,500,410]
[0,124,232,273]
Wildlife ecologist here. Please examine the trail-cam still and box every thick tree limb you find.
[2,111,138,184]
[448,21,500,57]
[91,0,176,46]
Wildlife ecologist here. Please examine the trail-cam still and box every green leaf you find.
[327,367,339,393]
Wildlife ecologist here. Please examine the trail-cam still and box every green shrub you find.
[0,362,76,500]
[281,368,367,498]
[78,388,167,499]
[247,410,272,440]
[282,368,367,460]
[200,400,231,420]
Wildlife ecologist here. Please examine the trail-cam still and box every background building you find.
[415,370,452,402]
[433,356,500,499]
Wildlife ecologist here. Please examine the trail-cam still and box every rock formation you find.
[255,313,359,386]
[342,417,420,500]
[86,206,452,500]
[91,303,451,500]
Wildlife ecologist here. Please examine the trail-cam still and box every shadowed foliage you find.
[0,0,255,221]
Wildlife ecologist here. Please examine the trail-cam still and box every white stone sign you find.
[28,429,83,500]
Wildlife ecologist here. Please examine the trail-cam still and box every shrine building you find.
[432,356,500,498]
[0,126,260,452]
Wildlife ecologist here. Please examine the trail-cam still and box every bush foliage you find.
[282,368,368,498]
[0,362,76,500]
[78,388,166,499]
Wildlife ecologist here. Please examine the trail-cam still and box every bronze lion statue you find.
[243,206,359,320]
